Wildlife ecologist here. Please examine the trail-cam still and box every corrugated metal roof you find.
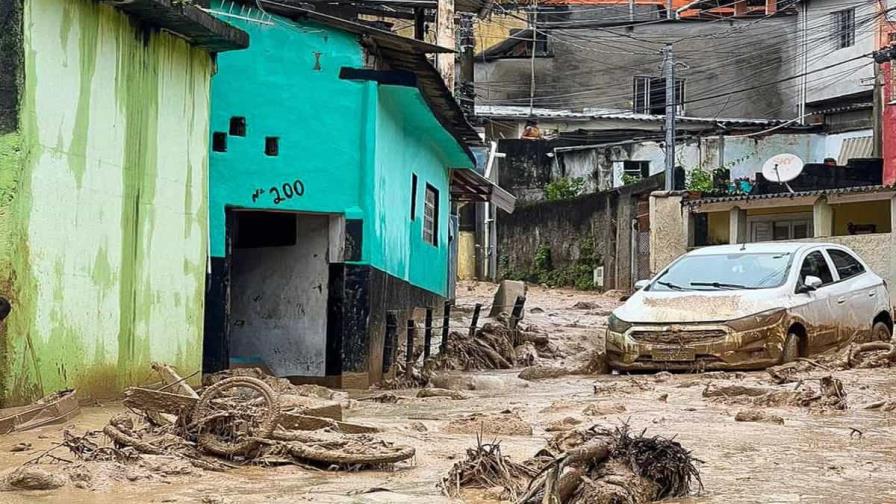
[474,105,787,127]
[684,185,894,207]
[838,136,873,165]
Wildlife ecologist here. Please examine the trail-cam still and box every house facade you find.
[203,4,494,388]
[0,0,247,404]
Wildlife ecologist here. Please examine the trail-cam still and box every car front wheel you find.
[781,332,800,364]
[872,321,892,342]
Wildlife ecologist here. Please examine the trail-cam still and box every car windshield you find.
[650,252,793,291]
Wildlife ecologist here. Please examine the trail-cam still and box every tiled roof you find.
[684,185,895,207]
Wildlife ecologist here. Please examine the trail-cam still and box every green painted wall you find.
[210,8,473,297]
[0,0,212,404]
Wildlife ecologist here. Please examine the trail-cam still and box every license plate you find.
[651,347,696,361]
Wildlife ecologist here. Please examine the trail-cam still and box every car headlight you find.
[725,308,786,332]
[607,314,632,333]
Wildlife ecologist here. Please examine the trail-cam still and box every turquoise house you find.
[203,3,496,388]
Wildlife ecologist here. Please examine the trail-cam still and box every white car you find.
[606,242,892,371]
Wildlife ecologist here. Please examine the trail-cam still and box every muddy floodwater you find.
[2,283,895,503]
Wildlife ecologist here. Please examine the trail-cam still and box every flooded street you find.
[2,282,896,503]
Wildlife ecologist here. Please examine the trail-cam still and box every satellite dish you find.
[762,154,804,183]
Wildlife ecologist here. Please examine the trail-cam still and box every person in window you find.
[521,120,542,140]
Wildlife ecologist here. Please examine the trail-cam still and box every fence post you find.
[406,319,415,374]
[468,303,482,339]
[424,307,433,360]
[440,300,452,354]
[384,313,397,373]
[509,295,526,345]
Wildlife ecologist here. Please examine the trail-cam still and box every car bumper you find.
[605,322,787,371]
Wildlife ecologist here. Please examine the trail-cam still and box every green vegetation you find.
[686,165,714,192]
[621,173,641,186]
[503,238,600,290]
[544,177,585,201]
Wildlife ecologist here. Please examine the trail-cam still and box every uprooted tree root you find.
[430,320,559,372]
[440,437,540,500]
[704,375,847,410]
[442,424,702,504]
[768,342,896,384]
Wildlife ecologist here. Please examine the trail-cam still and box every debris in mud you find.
[583,402,627,417]
[7,364,415,491]
[593,378,653,395]
[440,439,539,500]
[518,365,573,381]
[430,373,530,392]
[0,389,80,435]
[734,411,785,425]
[358,392,401,403]
[417,388,468,400]
[431,321,557,372]
[2,466,67,490]
[848,342,896,368]
[443,412,533,436]
[443,424,701,504]
[9,443,31,452]
[571,301,598,310]
[703,376,847,410]
[545,417,583,432]
[654,371,673,383]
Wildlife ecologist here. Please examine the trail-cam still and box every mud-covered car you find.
[606,242,893,371]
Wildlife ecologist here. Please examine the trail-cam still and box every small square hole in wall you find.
[229,116,246,136]
[265,137,279,156]
[212,132,227,152]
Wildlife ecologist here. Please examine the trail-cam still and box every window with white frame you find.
[423,184,439,246]
[748,213,812,242]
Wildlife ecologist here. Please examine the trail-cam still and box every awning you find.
[450,169,516,213]
[838,136,873,166]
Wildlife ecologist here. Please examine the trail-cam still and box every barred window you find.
[832,9,855,49]
[423,184,439,246]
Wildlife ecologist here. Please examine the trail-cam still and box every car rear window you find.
[827,249,865,280]
[650,252,793,291]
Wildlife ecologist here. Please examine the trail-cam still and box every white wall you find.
[802,0,876,105]
[230,214,330,377]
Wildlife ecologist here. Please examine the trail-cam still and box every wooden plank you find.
[122,387,198,416]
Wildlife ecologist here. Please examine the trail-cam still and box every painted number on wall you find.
[251,179,305,205]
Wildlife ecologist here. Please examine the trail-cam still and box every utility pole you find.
[528,0,538,115]
[662,44,676,191]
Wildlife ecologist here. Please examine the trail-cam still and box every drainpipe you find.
[874,62,883,158]
[630,218,639,287]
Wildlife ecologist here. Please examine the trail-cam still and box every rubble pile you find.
[9,365,415,491]
[703,375,847,410]
[441,424,701,504]
[432,319,559,372]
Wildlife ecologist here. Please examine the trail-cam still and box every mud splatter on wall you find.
[0,0,213,405]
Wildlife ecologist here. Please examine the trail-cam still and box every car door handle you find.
[868,290,876,297]
[836,297,847,304]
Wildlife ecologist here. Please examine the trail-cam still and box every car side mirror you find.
[798,275,823,294]
[634,279,650,290]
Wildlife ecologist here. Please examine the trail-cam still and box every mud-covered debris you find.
[2,466,67,490]
[583,402,627,417]
[654,371,673,383]
[862,400,896,411]
[443,412,533,436]
[571,301,598,310]
[458,424,703,504]
[0,389,80,435]
[440,440,539,500]
[704,376,846,410]
[407,421,428,432]
[545,417,583,432]
[9,443,30,452]
[358,392,401,404]
[518,365,572,381]
[417,388,468,400]
[848,342,896,368]
[734,411,785,424]
[657,393,669,402]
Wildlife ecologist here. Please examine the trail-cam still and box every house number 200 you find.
[269,179,305,204]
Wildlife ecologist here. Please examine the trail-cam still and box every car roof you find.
[685,242,844,256]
